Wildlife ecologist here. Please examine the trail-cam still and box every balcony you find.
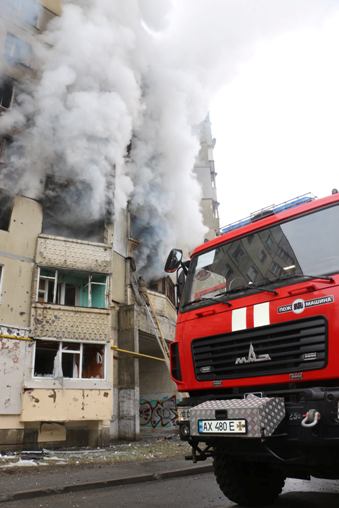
[31,304,110,342]
[36,235,112,273]
[137,291,176,341]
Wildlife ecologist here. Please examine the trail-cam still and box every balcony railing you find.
[31,303,110,342]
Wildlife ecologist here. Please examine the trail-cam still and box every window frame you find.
[32,339,107,381]
[36,267,109,308]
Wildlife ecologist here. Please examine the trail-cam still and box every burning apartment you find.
[0,0,219,448]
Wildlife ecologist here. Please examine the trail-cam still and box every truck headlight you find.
[177,406,191,422]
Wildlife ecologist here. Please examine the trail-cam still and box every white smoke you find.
[0,0,337,277]
[1,2,141,227]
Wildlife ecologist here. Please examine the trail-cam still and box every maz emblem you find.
[235,343,271,365]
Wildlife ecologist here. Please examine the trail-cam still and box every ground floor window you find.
[33,340,105,379]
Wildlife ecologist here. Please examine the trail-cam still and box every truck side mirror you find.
[165,249,183,273]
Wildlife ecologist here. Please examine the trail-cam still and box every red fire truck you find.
[165,192,339,506]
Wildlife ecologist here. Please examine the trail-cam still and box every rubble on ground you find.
[0,434,190,470]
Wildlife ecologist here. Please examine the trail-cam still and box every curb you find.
[0,464,213,503]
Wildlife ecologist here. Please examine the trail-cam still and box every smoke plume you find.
[0,0,337,277]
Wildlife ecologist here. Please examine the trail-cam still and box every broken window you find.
[33,340,59,377]
[33,340,105,379]
[61,342,80,378]
[37,268,109,308]
[42,175,105,242]
[82,344,105,379]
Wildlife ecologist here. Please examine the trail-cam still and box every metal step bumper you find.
[189,394,285,438]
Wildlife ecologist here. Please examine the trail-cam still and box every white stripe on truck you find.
[232,308,247,331]
[253,302,270,328]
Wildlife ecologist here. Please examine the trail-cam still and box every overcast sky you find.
[210,5,339,228]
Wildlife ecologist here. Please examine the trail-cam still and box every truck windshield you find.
[182,204,339,308]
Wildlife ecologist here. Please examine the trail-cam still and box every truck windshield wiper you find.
[226,282,278,296]
[183,292,232,308]
[239,273,335,294]
[247,282,278,295]
[268,273,335,285]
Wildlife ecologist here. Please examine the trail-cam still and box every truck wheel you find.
[213,450,285,506]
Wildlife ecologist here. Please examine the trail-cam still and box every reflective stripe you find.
[232,308,247,331]
[253,302,270,328]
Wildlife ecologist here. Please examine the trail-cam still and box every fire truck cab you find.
[166,192,339,506]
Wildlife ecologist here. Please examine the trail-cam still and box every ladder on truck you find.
[131,274,171,372]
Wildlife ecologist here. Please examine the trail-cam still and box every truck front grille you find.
[192,316,327,381]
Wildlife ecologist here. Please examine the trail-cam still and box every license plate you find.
[198,419,247,434]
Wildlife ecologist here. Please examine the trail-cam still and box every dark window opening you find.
[212,200,219,220]
[0,79,14,109]
[64,284,76,306]
[0,137,12,164]
[147,276,176,306]
[42,175,105,242]
[62,353,80,378]
[0,188,13,231]
[34,340,59,377]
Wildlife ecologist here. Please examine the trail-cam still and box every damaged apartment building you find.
[0,1,219,449]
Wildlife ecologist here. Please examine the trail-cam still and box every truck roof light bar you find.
[220,193,316,234]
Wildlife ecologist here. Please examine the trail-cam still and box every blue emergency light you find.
[220,193,315,235]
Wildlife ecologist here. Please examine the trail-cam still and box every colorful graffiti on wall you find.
[140,395,177,428]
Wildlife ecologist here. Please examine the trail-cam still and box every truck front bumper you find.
[187,394,285,439]
[178,386,339,444]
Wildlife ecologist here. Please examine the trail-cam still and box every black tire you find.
[213,449,285,506]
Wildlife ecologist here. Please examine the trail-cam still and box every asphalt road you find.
[2,473,339,508]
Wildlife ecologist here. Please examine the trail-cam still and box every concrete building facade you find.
[0,1,219,449]
[195,115,220,240]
